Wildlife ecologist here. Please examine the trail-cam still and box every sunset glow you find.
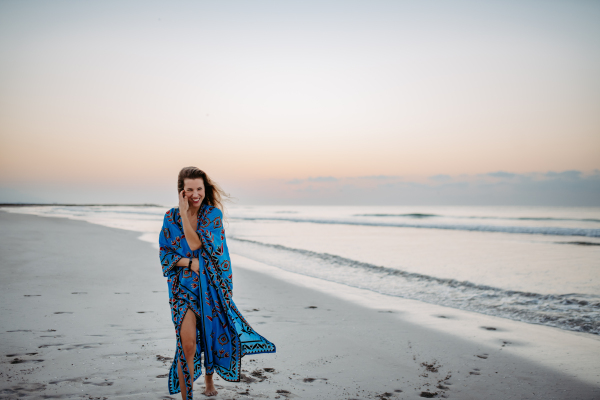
[1,1,598,205]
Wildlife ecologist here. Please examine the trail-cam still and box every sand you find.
[1,211,599,399]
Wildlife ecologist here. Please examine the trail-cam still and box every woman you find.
[159,167,276,399]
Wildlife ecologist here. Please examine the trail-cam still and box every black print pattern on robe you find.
[159,204,276,398]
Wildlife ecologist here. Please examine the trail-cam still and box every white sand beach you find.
[1,211,599,399]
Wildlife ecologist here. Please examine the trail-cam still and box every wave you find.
[229,237,600,335]
[231,216,600,238]
[356,213,437,218]
[555,241,600,246]
[0,205,167,218]
[355,213,600,223]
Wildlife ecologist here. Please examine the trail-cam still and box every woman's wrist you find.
[190,257,200,272]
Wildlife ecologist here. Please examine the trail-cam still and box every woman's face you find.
[183,178,205,207]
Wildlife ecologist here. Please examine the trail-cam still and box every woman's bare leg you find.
[178,309,197,399]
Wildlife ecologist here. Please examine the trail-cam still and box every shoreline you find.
[0,203,164,207]
[1,211,599,399]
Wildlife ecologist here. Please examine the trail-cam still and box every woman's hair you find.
[177,166,229,211]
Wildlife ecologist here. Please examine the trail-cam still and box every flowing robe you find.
[159,204,276,398]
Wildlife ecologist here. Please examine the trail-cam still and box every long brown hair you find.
[177,166,229,212]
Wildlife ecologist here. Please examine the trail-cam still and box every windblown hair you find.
[177,166,229,212]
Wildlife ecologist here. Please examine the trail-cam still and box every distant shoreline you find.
[0,203,163,207]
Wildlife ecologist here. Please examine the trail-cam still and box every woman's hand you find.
[179,190,202,251]
[190,258,200,274]
[179,190,189,214]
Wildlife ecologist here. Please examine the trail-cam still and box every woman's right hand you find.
[179,190,190,214]
[190,258,200,274]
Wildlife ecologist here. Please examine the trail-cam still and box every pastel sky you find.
[1,0,599,205]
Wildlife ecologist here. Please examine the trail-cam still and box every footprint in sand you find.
[250,369,275,382]
[83,381,113,386]
[10,358,44,364]
[240,373,257,383]
[156,355,173,363]
[54,312,73,314]
[481,326,499,331]
[436,314,458,320]
[1,383,46,395]
[420,360,440,373]
[305,306,317,309]
[38,343,64,349]
[6,352,38,357]
[469,368,481,375]
[49,378,82,384]
[303,377,328,383]
[476,353,489,359]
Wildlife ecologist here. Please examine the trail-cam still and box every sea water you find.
[4,204,599,334]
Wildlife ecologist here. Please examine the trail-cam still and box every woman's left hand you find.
[190,258,200,274]
[179,190,189,214]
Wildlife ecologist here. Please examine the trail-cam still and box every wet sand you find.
[1,211,599,399]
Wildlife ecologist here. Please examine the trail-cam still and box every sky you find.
[0,0,599,206]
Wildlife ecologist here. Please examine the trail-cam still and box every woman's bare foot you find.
[203,373,218,396]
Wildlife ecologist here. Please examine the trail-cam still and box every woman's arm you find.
[179,191,202,251]
[174,257,201,274]
[196,207,232,295]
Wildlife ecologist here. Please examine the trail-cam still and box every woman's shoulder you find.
[164,207,180,221]
[203,204,223,219]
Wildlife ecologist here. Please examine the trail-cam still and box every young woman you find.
[159,167,276,399]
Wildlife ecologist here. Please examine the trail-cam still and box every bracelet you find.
[188,258,193,269]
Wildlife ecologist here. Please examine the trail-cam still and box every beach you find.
[1,210,600,399]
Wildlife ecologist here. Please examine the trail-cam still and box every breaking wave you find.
[229,237,600,335]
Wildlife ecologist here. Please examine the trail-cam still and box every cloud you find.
[429,174,452,182]
[228,170,600,206]
[355,175,402,180]
[544,170,582,180]
[286,176,339,184]
[307,176,338,182]
[3,170,599,206]
[487,171,517,179]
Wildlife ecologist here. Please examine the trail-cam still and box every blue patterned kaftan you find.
[159,204,276,398]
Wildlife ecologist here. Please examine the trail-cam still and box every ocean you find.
[3,204,599,335]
